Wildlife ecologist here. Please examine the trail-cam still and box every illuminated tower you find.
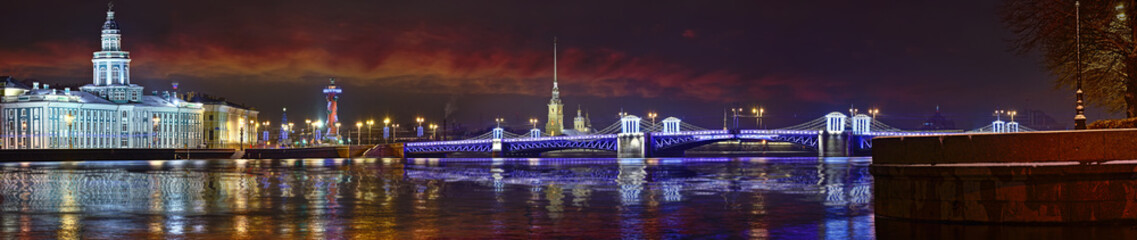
[546,38,564,136]
[81,2,143,103]
[323,78,342,140]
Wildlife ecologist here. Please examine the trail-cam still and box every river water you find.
[5,157,1122,239]
[0,157,875,239]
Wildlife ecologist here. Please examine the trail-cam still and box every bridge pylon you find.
[617,132,652,158]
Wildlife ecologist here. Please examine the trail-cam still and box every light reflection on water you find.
[0,157,874,239]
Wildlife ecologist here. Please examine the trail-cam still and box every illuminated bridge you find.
[400,112,1034,158]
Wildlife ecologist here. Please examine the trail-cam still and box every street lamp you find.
[529,118,538,129]
[1008,110,1017,122]
[391,123,400,142]
[495,117,504,128]
[64,113,74,149]
[416,117,425,138]
[753,107,765,129]
[262,121,270,147]
[429,123,438,140]
[287,122,294,147]
[647,112,658,131]
[153,116,161,149]
[305,119,312,146]
[383,118,391,143]
[314,120,323,144]
[366,119,374,145]
[355,122,363,145]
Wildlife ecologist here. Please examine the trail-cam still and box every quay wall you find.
[871,129,1137,223]
[243,145,373,159]
[0,148,236,161]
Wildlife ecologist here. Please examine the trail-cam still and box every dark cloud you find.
[0,0,1109,129]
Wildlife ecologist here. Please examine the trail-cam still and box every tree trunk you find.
[1127,50,1137,117]
[1127,0,1137,118]
[1127,73,1137,118]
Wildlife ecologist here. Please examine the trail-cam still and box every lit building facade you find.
[200,101,259,149]
[0,5,203,149]
[573,107,591,133]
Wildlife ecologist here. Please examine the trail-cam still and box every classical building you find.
[546,38,565,136]
[1,5,204,149]
[190,93,259,149]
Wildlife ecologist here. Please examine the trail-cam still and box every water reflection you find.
[0,157,874,239]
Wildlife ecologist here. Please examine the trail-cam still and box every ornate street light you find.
[366,119,375,145]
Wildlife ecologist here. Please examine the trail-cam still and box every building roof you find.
[0,76,30,90]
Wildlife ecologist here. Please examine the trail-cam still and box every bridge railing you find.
[503,134,616,142]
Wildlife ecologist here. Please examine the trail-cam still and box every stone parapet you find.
[872,129,1137,223]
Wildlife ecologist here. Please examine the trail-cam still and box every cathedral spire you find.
[551,37,559,100]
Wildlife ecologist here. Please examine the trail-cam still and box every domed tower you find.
[81,2,143,103]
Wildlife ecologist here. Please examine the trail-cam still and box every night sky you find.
[0,0,1120,131]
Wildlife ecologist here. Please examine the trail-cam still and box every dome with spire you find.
[102,3,119,30]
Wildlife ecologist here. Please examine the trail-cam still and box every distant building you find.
[1,6,203,149]
[573,106,592,133]
[189,93,259,149]
[1,77,29,97]
[918,106,958,131]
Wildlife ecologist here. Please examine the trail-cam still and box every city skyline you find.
[0,0,1120,130]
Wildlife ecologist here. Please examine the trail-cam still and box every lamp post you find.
[153,116,161,148]
[305,119,312,146]
[1009,110,1017,122]
[262,121,270,147]
[495,117,503,128]
[752,107,765,129]
[429,123,438,140]
[416,117,424,139]
[314,120,323,145]
[647,112,658,131]
[391,123,399,142]
[356,122,363,145]
[730,108,743,130]
[366,120,374,145]
[529,118,538,129]
[65,113,74,149]
[383,118,391,143]
[287,122,294,147]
